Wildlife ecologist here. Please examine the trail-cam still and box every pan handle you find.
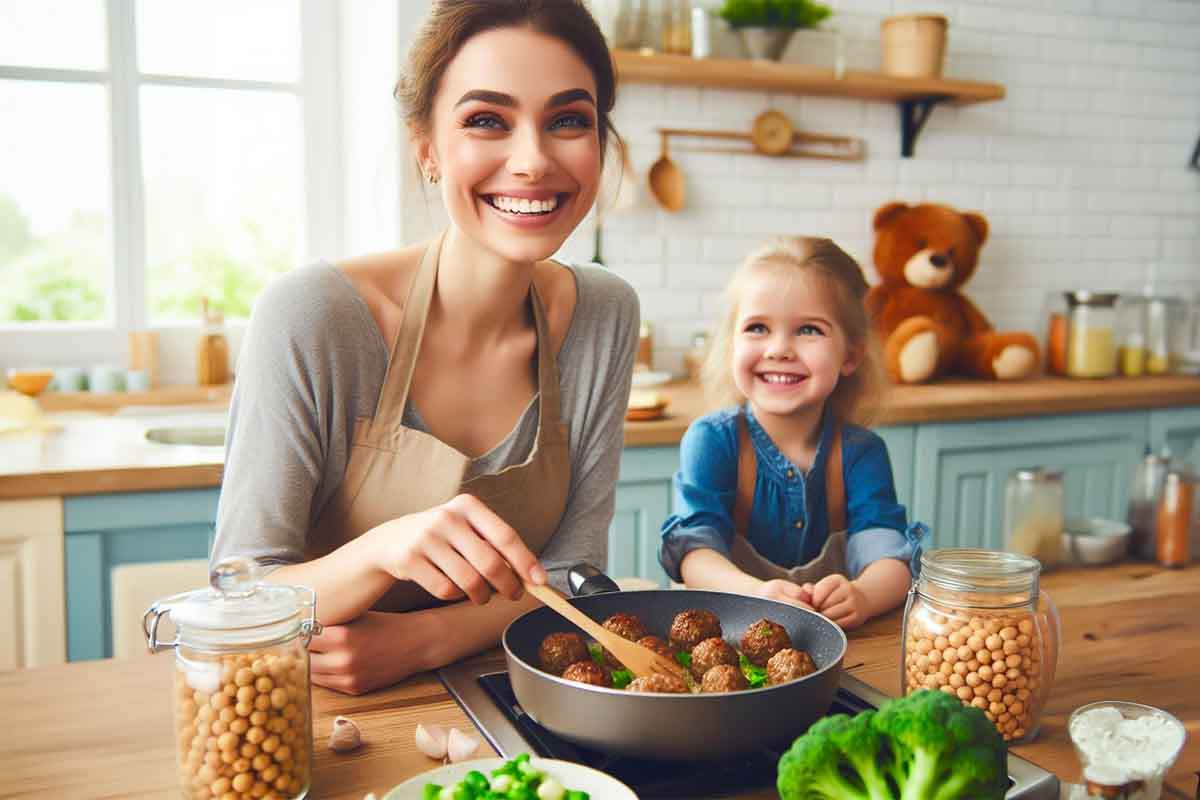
[566,563,621,597]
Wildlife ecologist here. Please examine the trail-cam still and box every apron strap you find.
[528,277,562,425]
[733,412,846,539]
[372,234,444,423]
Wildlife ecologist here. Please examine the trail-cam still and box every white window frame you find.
[0,0,344,381]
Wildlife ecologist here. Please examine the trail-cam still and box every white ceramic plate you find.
[380,757,638,800]
[631,370,673,388]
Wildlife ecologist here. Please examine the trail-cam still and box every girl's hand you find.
[309,611,435,695]
[804,574,870,630]
[380,494,547,605]
[754,579,814,610]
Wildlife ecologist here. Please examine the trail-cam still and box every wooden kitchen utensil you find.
[658,109,864,162]
[523,581,688,681]
[647,130,685,212]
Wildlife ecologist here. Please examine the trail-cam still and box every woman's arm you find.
[308,592,541,694]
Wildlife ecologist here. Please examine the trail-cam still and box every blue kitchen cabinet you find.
[1148,406,1200,468]
[65,488,219,661]
[608,446,678,586]
[876,424,916,514]
[911,412,1147,550]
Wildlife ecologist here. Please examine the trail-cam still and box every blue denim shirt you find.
[659,405,926,583]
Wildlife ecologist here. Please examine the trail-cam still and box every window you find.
[0,1,340,349]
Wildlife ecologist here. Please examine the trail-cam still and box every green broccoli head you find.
[777,690,1008,800]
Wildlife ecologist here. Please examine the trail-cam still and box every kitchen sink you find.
[143,424,226,447]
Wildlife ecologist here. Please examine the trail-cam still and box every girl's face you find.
[414,26,602,265]
[731,266,862,420]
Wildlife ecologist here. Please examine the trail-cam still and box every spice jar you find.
[1127,448,1170,561]
[1003,467,1065,569]
[902,549,1061,744]
[1155,468,1194,567]
[1065,291,1119,378]
[144,557,321,800]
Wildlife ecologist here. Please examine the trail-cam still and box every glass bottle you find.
[662,0,692,54]
[1003,467,1065,569]
[1145,295,1187,375]
[144,557,321,800]
[1116,294,1148,377]
[1064,291,1119,378]
[901,549,1060,745]
[612,0,648,50]
[1127,448,1170,560]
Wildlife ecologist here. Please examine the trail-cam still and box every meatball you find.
[603,612,649,642]
[601,612,649,669]
[637,635,674,659]
[740,618,792,667]
[626,673,689,694]
[766,648,817,685]
[669,609,723,653]
[562,660,612,688]
[538,632,590,676]
[689,637,738,680]
[700,663,749,693]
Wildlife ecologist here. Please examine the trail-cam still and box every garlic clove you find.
[414,723,449,760]
[329,715,363,753]
[446,727,480,763]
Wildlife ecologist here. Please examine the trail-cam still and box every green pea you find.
[422,784,442,800]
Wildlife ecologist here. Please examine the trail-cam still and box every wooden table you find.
[2,563,1197,799]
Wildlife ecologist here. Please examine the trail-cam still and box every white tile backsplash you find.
[606,3,1200,373]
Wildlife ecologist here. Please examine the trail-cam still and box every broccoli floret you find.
[777,690,1007,800]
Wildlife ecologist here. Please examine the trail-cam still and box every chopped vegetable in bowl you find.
[423,754,589,800]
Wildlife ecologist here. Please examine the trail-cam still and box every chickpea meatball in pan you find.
[689,637,738,680]
[538,631,589,676]
[740,618,792,667]
[503,565,846,761]
[561,660,611,688]
[767,648,817,685]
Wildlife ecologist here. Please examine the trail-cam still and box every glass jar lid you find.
[1064,290,1119,308]
[145,557,319,650]
[918,548,1042,607]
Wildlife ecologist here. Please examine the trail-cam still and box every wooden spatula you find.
[524,581,687,682]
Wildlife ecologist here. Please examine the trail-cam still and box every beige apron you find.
[309,235,571,612]
[728,412,849,583]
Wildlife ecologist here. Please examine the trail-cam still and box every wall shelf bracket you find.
[899,97,947,158]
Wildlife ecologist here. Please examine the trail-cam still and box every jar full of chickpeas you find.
[901,549,1060,745]
[144,557,322,800]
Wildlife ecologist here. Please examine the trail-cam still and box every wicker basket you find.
[880,14,947,78]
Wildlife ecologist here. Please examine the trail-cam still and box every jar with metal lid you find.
[1065,291,1119,378]
[902,549,1061,744]
[1128,448,1170,560]
[144,557,322,800]
[1003,467,1065,569]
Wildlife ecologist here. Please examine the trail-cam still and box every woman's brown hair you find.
[701,237,887,427]
[395,0,621,160]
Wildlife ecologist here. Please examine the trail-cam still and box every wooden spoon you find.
[523,581,687,682]
[647,130,685,213]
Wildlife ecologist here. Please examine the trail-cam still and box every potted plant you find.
[718,0,832,61]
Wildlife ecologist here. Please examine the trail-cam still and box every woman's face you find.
[416,26,602,265]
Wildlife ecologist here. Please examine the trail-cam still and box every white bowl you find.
[1061,517,1131,565]
[381,757,638,800]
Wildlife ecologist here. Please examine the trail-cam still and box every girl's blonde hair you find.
[701,236,886,427]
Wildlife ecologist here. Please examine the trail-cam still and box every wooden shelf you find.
[612,50,1005,156]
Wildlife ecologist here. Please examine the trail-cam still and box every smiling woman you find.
[211,0,640,696]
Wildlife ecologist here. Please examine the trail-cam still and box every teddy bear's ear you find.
[873,202,910,231]
[964,212,989,245]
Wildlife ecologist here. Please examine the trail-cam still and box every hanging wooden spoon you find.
[647,130,685,213]
[523,581,687,681]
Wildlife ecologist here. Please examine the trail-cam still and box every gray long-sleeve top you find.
[211,261,640,591]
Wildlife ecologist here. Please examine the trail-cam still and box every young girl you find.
[659,237,924,630]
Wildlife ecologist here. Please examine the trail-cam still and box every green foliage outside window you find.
[0,191,292,324]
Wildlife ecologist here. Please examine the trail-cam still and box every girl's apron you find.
[728,412,849,583]
[308,235,571,612]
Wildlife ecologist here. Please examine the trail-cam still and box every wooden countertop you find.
[2,375,1197,498]
[2,563,1197,799]
[624,374,1200,446]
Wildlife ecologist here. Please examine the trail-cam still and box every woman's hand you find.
[309,611,435,695]
[377,493,547,605]
[802,574,870,630]
[754,579,814,610]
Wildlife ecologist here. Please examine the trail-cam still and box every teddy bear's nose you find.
[929,253,949,268]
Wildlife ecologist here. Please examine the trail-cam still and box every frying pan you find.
[502,565,846,761]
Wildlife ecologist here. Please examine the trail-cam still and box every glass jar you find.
[1003,467,1065,569]
[1116,294,1149,377]
[1127,448,1170,561]
[1145,295,1187,375]
[662,0,692,54]
[901,549,1061,745]
[1064,291,1119,378]
[1040,290,1069,376]
[144,557,321,800]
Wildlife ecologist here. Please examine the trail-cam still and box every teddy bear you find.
[866,202,1039,384]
